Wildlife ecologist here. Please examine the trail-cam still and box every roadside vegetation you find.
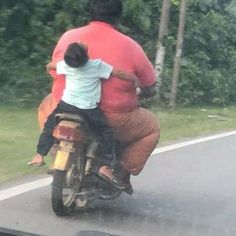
[156,106,236,144]
[1,1,236,107]
[0,106,47,183]
[0,105,235,183]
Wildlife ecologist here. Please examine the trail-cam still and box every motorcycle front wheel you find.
[51,170,76,216]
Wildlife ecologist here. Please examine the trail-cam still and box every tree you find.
[154,0,170,95]
[169,0,187,107]
[1,0,236,106]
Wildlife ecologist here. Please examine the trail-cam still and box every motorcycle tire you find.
[51,170,75,216]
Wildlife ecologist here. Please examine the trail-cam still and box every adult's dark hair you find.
[88,0,123,25]
[64,43,89,68]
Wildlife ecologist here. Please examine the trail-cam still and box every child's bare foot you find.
[27,154,45,167]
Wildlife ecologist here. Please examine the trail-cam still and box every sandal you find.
[27,154,45,167]
[27,161,46,167]
[98,166,126,190]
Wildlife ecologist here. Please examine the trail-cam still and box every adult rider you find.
[39,0,160,192]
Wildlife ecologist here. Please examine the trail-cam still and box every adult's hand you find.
[139,82,157,99]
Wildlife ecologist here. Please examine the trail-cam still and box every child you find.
[27,42,139,189]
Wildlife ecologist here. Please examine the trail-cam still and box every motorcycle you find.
[39,84,156,216]
[50,112,130,216]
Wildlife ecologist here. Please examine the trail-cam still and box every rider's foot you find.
[116,169,133,195]
[98,166,126,190]
[27,154,45,167]
[123,182,133,195]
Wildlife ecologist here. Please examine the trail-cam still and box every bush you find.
[0,0,236,106]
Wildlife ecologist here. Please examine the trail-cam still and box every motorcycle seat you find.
[55,113,86,124]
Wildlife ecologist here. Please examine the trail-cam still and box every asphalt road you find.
[0,133,236,236]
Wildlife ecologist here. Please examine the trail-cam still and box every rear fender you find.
[53,120,86,142]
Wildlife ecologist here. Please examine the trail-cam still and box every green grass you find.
[0,106,47,183]
[0,105,236,183]
[153,106,236,144]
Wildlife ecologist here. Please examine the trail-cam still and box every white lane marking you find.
[0,130,236,201]
[0,177,52,201]
[152,130,236,155]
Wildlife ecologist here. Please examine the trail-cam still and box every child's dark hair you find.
[64,43,89,68]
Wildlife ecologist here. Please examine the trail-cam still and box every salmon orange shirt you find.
[50,21,156,112]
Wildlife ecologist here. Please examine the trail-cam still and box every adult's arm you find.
[132,43,157,98]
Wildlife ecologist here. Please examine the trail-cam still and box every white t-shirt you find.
[57,59,113,109]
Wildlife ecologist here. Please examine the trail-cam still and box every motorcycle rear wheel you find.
[51,170,76,216]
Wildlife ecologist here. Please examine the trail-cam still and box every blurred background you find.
[1,0,236,107]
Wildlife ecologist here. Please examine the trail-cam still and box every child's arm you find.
[111,69,140,87]
[46,61,57,72]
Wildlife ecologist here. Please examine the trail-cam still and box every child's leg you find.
[100,126,116,163]
[28,103,63,165]
[37,101,77,155]
[83,107,116,166]
[37,101,86,156]
[36,111,58,156]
